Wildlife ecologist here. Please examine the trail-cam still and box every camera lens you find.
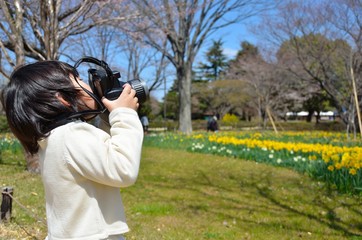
[127,79,149,103]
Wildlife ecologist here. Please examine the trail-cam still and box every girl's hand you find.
[101,84,139,112]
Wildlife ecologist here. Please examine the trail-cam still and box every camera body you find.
[88,68,148,103]
[74,56,149,109]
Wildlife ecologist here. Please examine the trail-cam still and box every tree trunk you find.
[315,111,320,124]
[306,110,313,122]
[177,65,192,134]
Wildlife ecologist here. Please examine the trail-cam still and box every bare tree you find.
[121,34,170,93]
[0,0,26,72]
[0,0,138,78]
[256,0,362,133]
[324,0,362,134]
[127,0,276,134]
[227,50,286,128]
[75,26,119,63]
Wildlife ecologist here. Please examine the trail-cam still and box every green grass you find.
[123,147,362,240]
[1,146,362,239]
[0,156,46,240]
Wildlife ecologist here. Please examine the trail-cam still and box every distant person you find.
[207,115,219,132]
[141,115,149,134]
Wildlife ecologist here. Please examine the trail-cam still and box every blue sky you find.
[206,20,259,60]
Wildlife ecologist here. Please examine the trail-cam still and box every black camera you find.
[74,56,149,107]
[88,68,148,103]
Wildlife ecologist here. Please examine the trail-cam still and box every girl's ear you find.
[56,92,71,107]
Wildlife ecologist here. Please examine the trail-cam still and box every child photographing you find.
[1,60,144,240]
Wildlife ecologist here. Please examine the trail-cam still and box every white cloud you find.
[223,48,238,59]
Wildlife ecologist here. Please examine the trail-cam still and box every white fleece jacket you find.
[38,107,144,240]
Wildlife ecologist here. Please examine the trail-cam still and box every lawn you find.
[1,144,361,239]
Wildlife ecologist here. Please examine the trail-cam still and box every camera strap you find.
[73,76,105,112]
[46,108,107,132]
[74,56,113,77]
[46,116,82,132]
[73,56,113,111]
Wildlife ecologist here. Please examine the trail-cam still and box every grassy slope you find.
[1,146,361,240]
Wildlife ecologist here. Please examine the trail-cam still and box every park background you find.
[1,0,362,239]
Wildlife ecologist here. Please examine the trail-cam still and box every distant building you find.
[286,111,337,121]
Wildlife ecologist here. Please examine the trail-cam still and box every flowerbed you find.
[0,133,22,164]
[145,131,362,194]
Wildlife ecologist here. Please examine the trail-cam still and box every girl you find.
[1,61,144,240]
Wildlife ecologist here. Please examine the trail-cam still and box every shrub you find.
[221,113,239,126]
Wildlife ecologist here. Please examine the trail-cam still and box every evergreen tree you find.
[198,39,229,81]
[235,41,259,59]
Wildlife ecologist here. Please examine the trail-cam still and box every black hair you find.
[1,61,84,154]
